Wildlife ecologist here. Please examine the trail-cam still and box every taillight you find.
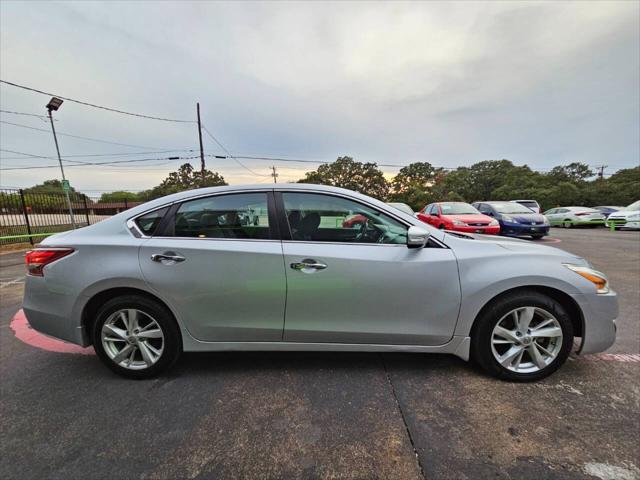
[24,248,74,276]
[575,212,589,216]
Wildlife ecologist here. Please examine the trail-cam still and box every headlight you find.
[489,219,499,226]
[542,217,550,225]
[502,215,515,223]
[563,264,610,294]
[628,214,640,221]
[452,219,466,226]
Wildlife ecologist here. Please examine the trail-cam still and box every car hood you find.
[497,213,547,223]
[445,213,493,222]
[608,210,640,219]
[445,231,586,263]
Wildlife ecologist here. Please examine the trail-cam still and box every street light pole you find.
[46,98,76,228]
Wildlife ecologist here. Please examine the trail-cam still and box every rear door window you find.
[167,193,271,239]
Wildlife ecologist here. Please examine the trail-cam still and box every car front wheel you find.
[471,291,574,381]
[92,295,182,379]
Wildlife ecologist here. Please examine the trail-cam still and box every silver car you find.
[23,184,617,381]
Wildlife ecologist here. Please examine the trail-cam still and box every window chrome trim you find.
[125,188,275,240]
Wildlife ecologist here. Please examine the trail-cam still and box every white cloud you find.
[1,0,638,191]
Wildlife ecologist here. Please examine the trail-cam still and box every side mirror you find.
[407,225,430,249]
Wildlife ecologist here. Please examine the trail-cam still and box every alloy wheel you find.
[490,306,563,374]
[101,309,165,370]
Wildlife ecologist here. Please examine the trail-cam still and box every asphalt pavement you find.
[1,229,638,480]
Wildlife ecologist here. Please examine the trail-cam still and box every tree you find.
[298,156,389,200]
[23,179,86,198]
[389,162,449,210]
[99,191,141,203]
[140,163,227,200]
[548,162,594,183]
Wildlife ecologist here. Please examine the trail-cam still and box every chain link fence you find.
[0,188,143,245]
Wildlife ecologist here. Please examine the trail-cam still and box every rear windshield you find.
[440,203,479,215]
[490,202,535,214]
[517,201,539,209]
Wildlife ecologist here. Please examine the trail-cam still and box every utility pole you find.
[46,97,76,229]
[595,165,607,180]
[197,102,205,183]
[270,166,278,183]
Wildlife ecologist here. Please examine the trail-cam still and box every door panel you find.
[282,242,461,345]
[138,191,286,342]
[140,238,286,341]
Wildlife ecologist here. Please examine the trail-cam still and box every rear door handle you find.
[151,252,186,263]
[290,259,327,271]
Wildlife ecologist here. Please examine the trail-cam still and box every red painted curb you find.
[10,309,94,355]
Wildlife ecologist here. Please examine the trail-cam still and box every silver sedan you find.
[23,184,617,381]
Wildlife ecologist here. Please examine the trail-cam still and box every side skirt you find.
[182,335,472,361]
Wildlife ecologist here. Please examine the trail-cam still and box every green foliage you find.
[298,156,390,200]
[99,191,142,203]
[296,158,638,212]
[139,163,227,200]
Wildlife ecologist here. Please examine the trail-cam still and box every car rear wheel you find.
[92,295,181,379]
[471,291,574,381]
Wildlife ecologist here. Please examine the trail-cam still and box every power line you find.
[0,79,195,123]
[0,155,199,171]
[0,148,195,160]
[0,120,165,149]
[0,109,51,120]
[200,124,270,177]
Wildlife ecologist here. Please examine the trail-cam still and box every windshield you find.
[623,200,640,211]
[517,201,538,210]
[440,203,480,215]
[387,203,414,215]
[489,202,536,214]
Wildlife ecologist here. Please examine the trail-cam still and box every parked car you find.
[387,202,415,216]
[592,206,624,219]
[543,207,606,228]
[472,201,550,239]
[23,184,617,382]
[511,199,541,213]
[605,200,640,230]
[416,202,500,234]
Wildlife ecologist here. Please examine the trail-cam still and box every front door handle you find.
[290,259,327,271]
[151,252,186,263]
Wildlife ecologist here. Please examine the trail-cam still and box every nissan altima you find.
[23,184,617,381]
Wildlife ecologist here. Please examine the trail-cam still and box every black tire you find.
[471,290,574,382]
[438,224,445,229]
[562,220,572,228]
[92,295,182,379]
[531,234,544,240]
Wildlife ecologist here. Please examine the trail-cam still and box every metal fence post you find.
[83,196,91,226]
[18,189,34,246]
[124,198,129,209]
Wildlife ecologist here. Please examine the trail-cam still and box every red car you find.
[417,202,500,234]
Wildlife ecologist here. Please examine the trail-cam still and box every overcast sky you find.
[1,1,638,193]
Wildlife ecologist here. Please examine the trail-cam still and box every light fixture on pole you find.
[46,97,76,228]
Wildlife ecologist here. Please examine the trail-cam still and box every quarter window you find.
[168,193,271,239]
[134,207,168,236]
[282,193,407,244]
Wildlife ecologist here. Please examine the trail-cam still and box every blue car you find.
[592,206,623,219]
[471,201,550,239]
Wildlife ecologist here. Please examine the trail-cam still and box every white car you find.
[606,200,640,230]
[543,207,606,228]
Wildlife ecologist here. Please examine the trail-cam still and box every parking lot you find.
[1,229,638,480]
